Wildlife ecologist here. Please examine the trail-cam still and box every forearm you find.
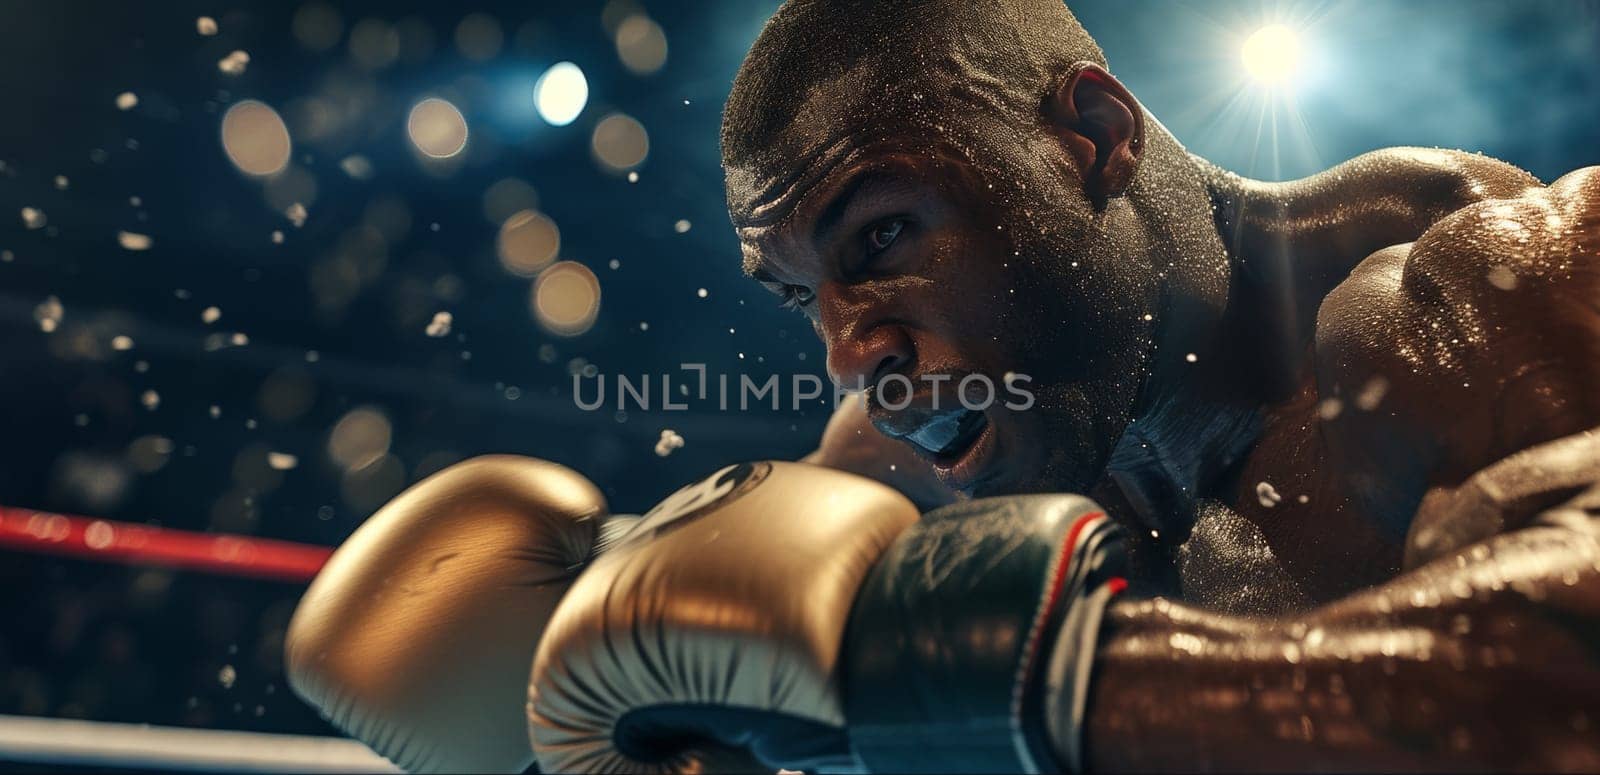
[1084,519,1600,772]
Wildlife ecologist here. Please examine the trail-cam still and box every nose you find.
[818,280,913,392]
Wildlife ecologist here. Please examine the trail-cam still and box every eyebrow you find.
[811,172,879,249]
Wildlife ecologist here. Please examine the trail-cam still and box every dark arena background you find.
[0,0,1597,771]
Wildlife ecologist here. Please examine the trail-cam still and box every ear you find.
[1044,63,1145,207]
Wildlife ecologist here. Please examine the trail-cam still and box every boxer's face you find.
[736,131,1158,498]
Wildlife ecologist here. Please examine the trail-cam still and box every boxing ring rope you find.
[0,506,399,771]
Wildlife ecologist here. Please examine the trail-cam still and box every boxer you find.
[714,0,1600,769]
[290,0,1600,771]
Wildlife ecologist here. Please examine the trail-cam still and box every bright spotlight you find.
[535,62,589,126]
[1241,24,1303,86]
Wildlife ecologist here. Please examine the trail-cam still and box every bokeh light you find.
[348,18,400,71]
[292,3,343,51]
[532,261,601,337]
[326,406,392,471]
[406,97,469,158]
[614,15,667,75]
[455,13,504,62]
[591,113,649,172]
[220,100,292,177]
[534,62,588,126]
[497,209,560,277]
[481,177,540,224]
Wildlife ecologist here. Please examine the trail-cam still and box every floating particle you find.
[285,202,307,228]
[1317,398,1343,421]
[230,332,249,346]
[270,230,284,244]
[266,452,299,470]
[673,219,691,233]
[1184,353,1198,363]
[53,175,69,190]
[338,154,374,179]
[1256,481,1282,508]
[218,50,251,76]
[425,311,452,337]
[537,344,557,363]
[115,92,139,111]
[653,429,685,457]
[117,231,153,251]
[130,196,143,207]
[627,171,639,183]
[196,16,218,35]
[608,259,620,270]
[1,250,13,262]
[111,335,134,351]
[696,288,708,298]
[218,665,236,689]
[1356,376,1390,411]
[202,306,221,324]
[20,207,46,230]
[209,405,222,419]
[1297,494,1310,504]
[34,296,63,332]
[639,322,649,331]
[1486,264,1518,291]
[141,390,161,411]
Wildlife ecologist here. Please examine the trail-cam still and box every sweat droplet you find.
[425,311,452,337]
[1486,264,1518,291]
[1256,481,1282,508]
[654,429,685,457]
[218,50,250,75]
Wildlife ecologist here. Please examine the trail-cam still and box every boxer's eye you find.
[864,218,905,256]
[778,284,815,311]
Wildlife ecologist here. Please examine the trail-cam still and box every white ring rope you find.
[0,714,400,772]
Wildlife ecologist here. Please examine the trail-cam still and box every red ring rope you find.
[0,507,331,583]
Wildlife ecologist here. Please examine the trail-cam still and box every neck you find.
[1099,131,1267,539]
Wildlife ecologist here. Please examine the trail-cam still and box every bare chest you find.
[1175,387,1406,613]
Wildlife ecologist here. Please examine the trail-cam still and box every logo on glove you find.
[620,461,773,546]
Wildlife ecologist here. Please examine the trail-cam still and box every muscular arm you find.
[1083,169,1600,771]
[1087,491,1600,772]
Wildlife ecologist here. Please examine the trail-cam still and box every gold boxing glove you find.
[286,455,636,773]
[527,461,919,773]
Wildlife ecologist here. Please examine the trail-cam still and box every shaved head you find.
[720,0,1233,499]
[722,0,1107,226]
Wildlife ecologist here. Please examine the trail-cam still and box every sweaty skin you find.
[729,0,1600,769]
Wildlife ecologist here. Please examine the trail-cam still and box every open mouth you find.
[904,407,989,462]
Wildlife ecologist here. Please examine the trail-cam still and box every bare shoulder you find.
[1315,166,1600,486]
[1400,165,1600,293]
[1330,146,1541,199]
